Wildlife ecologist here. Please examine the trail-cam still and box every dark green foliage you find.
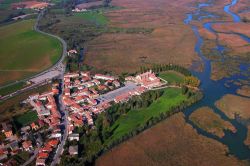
[140,64,191,76]
[181,85,188,94]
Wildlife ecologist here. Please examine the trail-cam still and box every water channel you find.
[183,0,250,160]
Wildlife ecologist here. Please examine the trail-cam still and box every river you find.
[183,0,250,160]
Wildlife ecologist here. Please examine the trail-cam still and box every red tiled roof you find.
[37,152,49,159]
[48,139,59,147]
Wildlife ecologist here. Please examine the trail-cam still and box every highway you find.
[0,9,67,101]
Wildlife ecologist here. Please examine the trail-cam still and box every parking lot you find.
[97,82,138,103]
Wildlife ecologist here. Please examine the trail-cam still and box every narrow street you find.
[51,68,68,166]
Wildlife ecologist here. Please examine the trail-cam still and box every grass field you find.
[0,82,25,96]
[14,110,38,127]
[106,88,187,144]
[0,19,62,85]
[74,11,108,25]
[159,71,184,84]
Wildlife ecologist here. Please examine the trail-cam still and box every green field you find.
[74,11,108,25]
[0,82,25,96]
[14,111,38,127]
[159,71,184,84]
[0,19,62,85]
[106,88,187,144]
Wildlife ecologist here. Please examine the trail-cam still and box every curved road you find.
[0,9,67,91]
[0,10,67,101]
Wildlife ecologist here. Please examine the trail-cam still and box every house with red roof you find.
[22,140,33,151]
[37,152,49,159]
[47,139,59,148]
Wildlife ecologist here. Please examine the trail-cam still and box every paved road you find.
[0,9,67,101]
[51,68,69,166]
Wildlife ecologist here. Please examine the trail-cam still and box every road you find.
[51,68,69,166]
[0,9,67,101]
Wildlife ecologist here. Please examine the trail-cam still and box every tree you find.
[181,85,188,94]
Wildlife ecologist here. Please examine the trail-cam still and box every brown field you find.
[190,107,236,138]
[230,0,250,20]
[198,28,216,40]
[11,1,48,9]
[84,0,204,74]
[217,33,250,55]
[215,94,250,120]
[237,86,250,97]
[213,23,250,37]
[96,113,246,166]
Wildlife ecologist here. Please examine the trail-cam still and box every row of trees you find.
[140,64,191,76]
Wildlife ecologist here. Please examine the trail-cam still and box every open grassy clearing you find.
[14,110,38,127]
[74,11,109,25]
[105,88,187,145]
[159,70,185,84]
[0,19,62,85]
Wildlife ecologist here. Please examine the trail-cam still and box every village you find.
[0,70,164,166]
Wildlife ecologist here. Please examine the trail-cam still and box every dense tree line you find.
[140,64,191,76]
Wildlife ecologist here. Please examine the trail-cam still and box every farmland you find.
[0,19,62,86]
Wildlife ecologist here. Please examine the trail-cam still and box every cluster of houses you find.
[0,120,43,165]
[0,70,163,165]
[63,70,163,129]
[62,72,119,132]
[0,84,61,165]
[26,83,61,166]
